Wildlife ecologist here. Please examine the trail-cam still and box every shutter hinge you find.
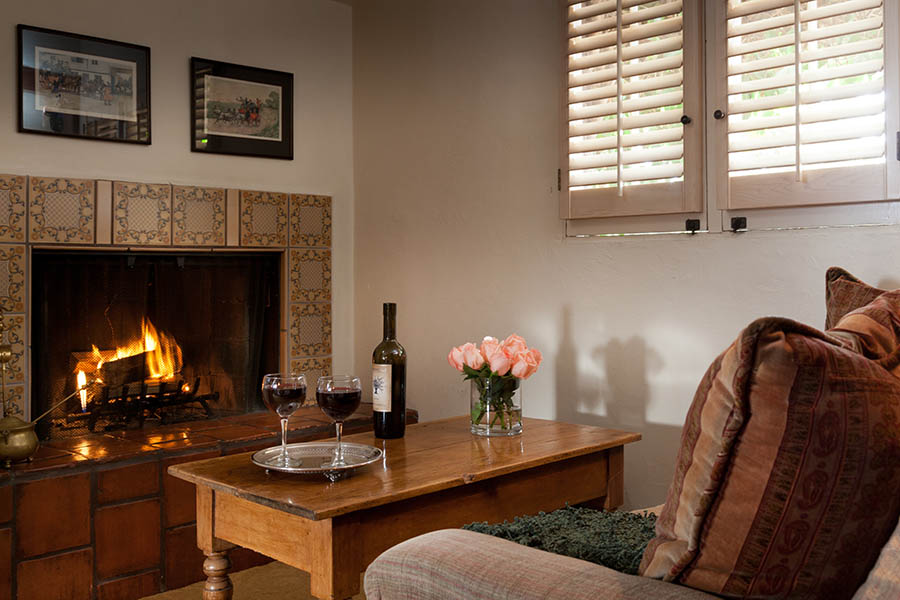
[557,168,561,192]
[685,219,700,234]
[896,132,900,161]
[731,216,747,232]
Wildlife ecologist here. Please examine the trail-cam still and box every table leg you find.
[202,550,233,600]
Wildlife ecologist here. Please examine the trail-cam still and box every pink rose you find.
[447,345,465,372]
[501,334,528,358]
[530,348,542,367]
[480,336,501,362]
[511,350,538,379]
[489,352,511,376]
[461,342,485,370]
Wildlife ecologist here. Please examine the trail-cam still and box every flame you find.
[77,371,87,411]
[73,317,183,409]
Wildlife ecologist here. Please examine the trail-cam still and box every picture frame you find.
[17,25,151,144]
[190,57,293,160]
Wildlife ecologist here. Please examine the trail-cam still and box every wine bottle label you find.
[373,364,392,412]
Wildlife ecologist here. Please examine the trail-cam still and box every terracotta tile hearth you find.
[0,405,418,600]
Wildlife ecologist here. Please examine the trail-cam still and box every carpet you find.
[140,562,366,600]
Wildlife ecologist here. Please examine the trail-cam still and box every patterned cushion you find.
[825,267,885,330]
[639,317,900,599]
[829,291,900,365]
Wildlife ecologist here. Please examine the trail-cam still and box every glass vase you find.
[470,376,522,436]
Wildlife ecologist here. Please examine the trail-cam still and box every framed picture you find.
[17,25,151,144]
[190,57,293,160]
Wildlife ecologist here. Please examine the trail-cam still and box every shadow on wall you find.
[554,306,685,510]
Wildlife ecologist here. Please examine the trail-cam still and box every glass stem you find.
[335,421,343,464]
[280,417,289,463]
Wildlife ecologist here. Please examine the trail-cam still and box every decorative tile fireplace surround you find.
[0,172,334,420]
[0,172,355,599]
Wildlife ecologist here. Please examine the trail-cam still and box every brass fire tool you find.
[0,314,38,467]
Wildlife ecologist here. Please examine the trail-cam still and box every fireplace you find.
[31,250,281,438]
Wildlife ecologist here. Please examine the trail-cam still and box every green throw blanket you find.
[463,506,656,575]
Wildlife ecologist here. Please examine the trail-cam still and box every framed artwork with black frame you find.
[190,57,293,160]
[17,25,151,144]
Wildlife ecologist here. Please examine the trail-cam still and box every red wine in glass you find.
[263,385,307,418]
[316,375,362,468]
[316,387,361,421]
[261,373,307,467]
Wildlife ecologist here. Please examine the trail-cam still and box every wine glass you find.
[261,373,307,467]
[316,375,362,468]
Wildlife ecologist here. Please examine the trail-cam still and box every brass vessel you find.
[0,316,39,467]
[0,416,37,468]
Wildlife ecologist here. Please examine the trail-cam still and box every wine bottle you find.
[372,302,406,438]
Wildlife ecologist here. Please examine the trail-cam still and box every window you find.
[562,0,900,234]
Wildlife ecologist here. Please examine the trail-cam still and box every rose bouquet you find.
[448,334,542,435]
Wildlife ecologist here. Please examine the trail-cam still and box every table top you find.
[168,416,640,520]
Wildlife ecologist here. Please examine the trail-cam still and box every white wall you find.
[352,0,900,509]
[0,0,355,373]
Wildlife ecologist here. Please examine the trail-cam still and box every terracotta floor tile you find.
[164,525,205,590]
[17,547,92,600]
[67,438,158,463]
[162,450,221,527]
[96,571,160,600]
[0,529,9,600]
[9,452,88,474]
[95,499,161,579]
[199,425,273,442]
[151,435,219,451]
[96,460,159,504]
[16,473,90,558]
[0,486,11,525]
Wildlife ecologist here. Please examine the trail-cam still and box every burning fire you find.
[74,317,183,410]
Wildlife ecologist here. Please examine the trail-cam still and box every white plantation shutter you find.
[717,0,893,209]
[562,0,703,220]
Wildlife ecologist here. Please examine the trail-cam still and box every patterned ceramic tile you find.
[289,356,332,404]
[29,177,95,243]
[290,303,332,357]
[173,185,226,246]
[113,182,172,245]
[240,191,288,247]
[0,315,24,385]
[290,249,331,303]
[3,384,24,417]
[0,245,25,314]
[290,195,331,248]
[0,175,26,242]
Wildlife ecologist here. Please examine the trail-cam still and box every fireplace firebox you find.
[31,250,281,439]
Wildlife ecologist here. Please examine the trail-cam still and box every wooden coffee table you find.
[168,416,640,600]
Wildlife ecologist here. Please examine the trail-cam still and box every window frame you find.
[561,0,900,236]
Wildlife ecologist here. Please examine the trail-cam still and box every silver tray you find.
[251,442,382,480]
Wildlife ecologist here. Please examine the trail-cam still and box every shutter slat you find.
[728,0,794,19]
[570,125,683,153]
[569,34,681,70]
[570,143,684,170]
[571,89,683,120]
[728,88,795,116]
[800,16,882,43]
[728,31,794,56]
[729,51,795,76]
[728,13,793,38]
[569,108,683,136]
[799,37,883,64]
[800,0,883,24]
[570,65,683,90]
[570,1,682,38]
